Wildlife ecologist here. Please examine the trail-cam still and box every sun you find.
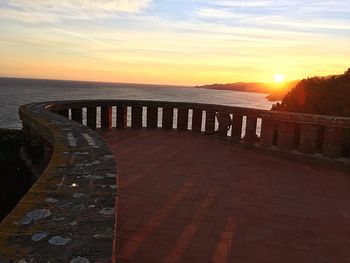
[273,74,285,83]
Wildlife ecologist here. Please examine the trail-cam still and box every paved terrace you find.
[102,129,350,263]
[0,100,349,262]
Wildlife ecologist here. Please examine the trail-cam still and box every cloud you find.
[193,0,350,32]
[0,0,152,22]
[194,8,244,19]
[208,0,274,8]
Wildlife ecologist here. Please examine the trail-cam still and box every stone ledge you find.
[0,102,117,262]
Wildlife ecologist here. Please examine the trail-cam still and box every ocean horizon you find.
[0,77,274,129]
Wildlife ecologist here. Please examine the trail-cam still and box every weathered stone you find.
[162,107,174,130]
[48,236,71,246]
[260,119,276,147]
[322,126,343,158]
[31,232,49,242]
[99,208,115,215]
[73,193,85,199]
[131,106,142,128]
[101,106,112,130]
[216,112,232,137]
[177,108,189,131]
[245,117,257,145]
[116,105,127,128]
[147,106,158,129]
[278,121,295,150]
[16,209,51,225]
[45,197,58,203]
[86,107,97,129]
[0,101,117,262]
[205,111,216,134]
[71,108,83,124]
[70,257,90,263]
[192,109,202,132]
[231,115,243,141]
[299,124,318,154]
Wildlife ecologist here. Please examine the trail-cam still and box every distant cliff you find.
[196,81,298,101]
[271,68,350,117]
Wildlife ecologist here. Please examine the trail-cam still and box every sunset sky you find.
[0,0,349,85]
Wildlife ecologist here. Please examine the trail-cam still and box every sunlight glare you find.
[274,74,285,83]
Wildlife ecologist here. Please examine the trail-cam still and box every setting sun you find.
[274,74,285,83]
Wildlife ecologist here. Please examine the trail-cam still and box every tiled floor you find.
[100,129,350,263]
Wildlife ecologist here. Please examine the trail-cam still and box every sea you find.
[0,78,275,129]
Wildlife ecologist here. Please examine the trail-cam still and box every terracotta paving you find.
[100,129,350,263]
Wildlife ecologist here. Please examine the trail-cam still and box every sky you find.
[0,0,349,86]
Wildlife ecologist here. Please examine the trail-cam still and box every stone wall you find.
[51,99,350,162]
[0,102,117,262]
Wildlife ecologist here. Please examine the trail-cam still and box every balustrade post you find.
[87,107,97,129]
[58,109,69,118]
[217,112,232,137]
[322,126,343,158]
[192,109,202,132]
[177,108,189,131]
[117,106,127,129]
[277,122,295,150]
[231,115,243,142]
[162,107,173,130]
[205,111,216,134]
[260,119,275,147]
[147,107,158,128]
[101,106,112,130]
[245,117,257,145]
[131,106,142,128]
[299,124,318,154]
[42,139,53,165]
[71,108,82,124]
[21,124,45,170]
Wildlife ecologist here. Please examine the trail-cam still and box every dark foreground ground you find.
[100,129,350,263]
[0,129,32,221]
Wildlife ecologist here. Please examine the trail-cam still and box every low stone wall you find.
[0,102,117,262]
[51,99,350,163]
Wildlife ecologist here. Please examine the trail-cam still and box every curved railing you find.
[0,99,349,261]
[0,101,117,262]
[51,99,350,161]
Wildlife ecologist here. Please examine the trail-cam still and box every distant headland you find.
[194,70,350,101]
[195,81,299,101]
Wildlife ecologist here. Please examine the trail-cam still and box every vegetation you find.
[0,129,32,221]
[272,68,350,116]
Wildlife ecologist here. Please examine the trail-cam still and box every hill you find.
[196,81,298,101]
[271,68,350,117]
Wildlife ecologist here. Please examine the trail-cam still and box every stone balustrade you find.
[0,101,117,262]
[0,99,349,262]
[52,100,350,162]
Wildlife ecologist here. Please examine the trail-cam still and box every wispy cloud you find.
[206,0,274,8]
[194,0,350,32]
[0,0,152,22]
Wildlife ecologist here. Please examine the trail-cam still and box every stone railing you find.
[52,99,350,162]
[0,101,117,262]
[0,99,349,261]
